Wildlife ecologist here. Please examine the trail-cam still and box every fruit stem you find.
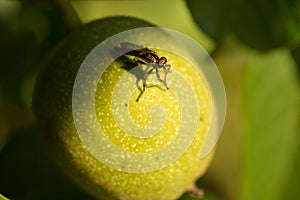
[188,184,204,198]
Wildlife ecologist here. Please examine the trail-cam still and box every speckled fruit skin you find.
[33,17,215,200]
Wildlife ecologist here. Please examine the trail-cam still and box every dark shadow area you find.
[0,126,95,200]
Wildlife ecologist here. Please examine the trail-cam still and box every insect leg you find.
[136,89,143,102]
[155,67,169,89]
[136,68,154,102]
[135,79,143,93]
[163,64,171,89]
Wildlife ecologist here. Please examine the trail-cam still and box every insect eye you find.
[159,57,167,65]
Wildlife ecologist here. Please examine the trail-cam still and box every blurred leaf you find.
[71,0,216,52]
[202,39,246,200]
[291,46,300,76]
[242,48,299,200]
[283,46,300,200]
[186,0,300,49]
[0,127,95,200]
[0,0,21,21]
[202,39,299,200]
[185,0,237,43]
[0,2,68,109]
[233,0,300,49]
[0,99,34,152]
[54,0,82,30]
[0,194,10,200]
[178,190,220,200]
[0,28,38,108]
[283,146,300,199]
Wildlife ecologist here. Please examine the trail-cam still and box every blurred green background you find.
[0,0,299,200]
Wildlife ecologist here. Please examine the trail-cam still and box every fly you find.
[116,42,171,102]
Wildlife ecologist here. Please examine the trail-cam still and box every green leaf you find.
[185,0,237,43]
[233,0,300,49]
[242,48,300,200]
[186,0,300,49]
[0,194,10,200]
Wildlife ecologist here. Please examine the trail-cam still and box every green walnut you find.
[33,16,215,200]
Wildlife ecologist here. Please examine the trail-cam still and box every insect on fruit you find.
[115,42,171,102]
